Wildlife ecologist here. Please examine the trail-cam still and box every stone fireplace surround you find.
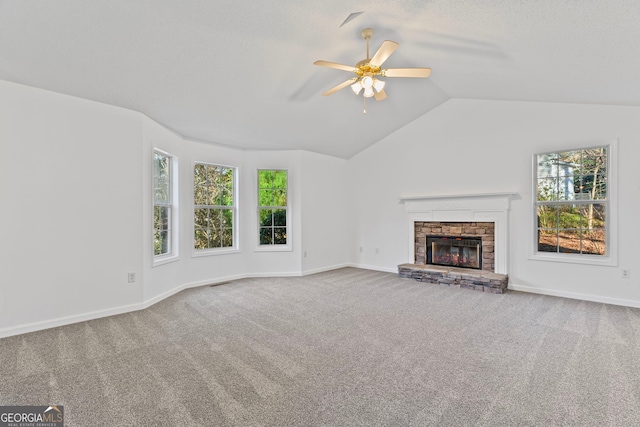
[398,193,516,293]
[416,221,495,271]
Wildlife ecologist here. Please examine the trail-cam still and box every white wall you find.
[142,120,252,304]
[141,132,355,301]
[0,80,144,335]
[300,151,351,274]
[348,98,640,306]
[0,79,352,337]
[140,110,353,305]
[5,78,639,338]
[243,150,303,276]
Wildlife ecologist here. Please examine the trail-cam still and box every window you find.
[258,169,288,245]
[194,163,236,250]
[153,150,175,257]
[535,146,609,257]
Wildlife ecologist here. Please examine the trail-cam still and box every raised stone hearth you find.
[398,263,509,294]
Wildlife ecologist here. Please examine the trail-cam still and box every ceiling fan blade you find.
[313,60,357,73]
[322,78,357,96]
[369,40,399,67]
[382,67,432,78]
[374,90,387,101]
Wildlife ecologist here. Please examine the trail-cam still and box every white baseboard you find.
[509,283,640,309]
[301,263,352,276]
[181,273,252,289]
[0,302,147,339]
[244,271,302,278]
[0,266,357,339]
[16,266,633,339]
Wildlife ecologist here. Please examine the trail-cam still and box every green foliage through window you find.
[535,147,607,255]
[154,151,172,256]
[194,163,235,249]
[258,170,287,245]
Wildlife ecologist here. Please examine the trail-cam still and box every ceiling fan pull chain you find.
[363,96,367,115]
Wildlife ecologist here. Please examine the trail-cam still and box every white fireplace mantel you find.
[401,192,517,275]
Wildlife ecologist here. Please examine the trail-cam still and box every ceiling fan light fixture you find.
[361,75,374,89]
[372,78,385,93]
[363,87,375,98]
[351,80,363,95]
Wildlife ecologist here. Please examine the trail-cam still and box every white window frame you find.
[530,140,618,267]
[153,148,179,266]
[192,161,239,257]
[255,168,292,252]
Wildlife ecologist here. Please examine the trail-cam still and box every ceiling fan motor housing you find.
[355,60,382,77]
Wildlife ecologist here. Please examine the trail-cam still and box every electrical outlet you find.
[304,251,307,258]
[375,248,380,254]
[621,269,631,279]
[128,272,136,283]
[359,246,363,253]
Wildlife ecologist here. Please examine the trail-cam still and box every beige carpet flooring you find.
[1,267,640,426]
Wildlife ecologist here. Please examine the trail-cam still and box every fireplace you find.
[415,222,495,272]
[400,192,515,274]
[427,236,482,269]
[399,193,515,293]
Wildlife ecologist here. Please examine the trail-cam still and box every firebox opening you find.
[426,236,482,270]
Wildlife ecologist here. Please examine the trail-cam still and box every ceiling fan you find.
[314,28,431,109]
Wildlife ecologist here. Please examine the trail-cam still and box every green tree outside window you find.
[536,147,607,255]
[154,151,172,256]
[258,170,287,245]
[194,163,235,249]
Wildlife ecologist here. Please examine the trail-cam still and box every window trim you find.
[255,168,292,252]
[153,148,179,266]
[191,160,240,257]
[529,140,618,267]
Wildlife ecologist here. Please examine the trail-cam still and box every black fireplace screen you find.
[426,236,482,269]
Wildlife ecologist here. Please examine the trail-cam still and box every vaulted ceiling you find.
[2,0,639,158]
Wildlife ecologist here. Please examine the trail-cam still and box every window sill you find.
[192,247,241,258]
[529,252,616,267]
[153,254,180,267]
[254,245,293,252]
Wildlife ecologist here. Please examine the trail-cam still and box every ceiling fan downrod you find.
[362,28,374,60]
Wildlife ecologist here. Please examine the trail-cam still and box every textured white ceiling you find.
[2,0,639,158]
